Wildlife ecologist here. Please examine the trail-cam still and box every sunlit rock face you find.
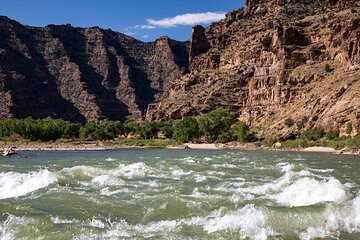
[146,0,360,137]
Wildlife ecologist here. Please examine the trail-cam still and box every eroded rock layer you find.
[0,17,188,121]
[146,0,360,137]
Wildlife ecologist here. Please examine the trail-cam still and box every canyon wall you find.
[0,17,188,122]
[146,0,360,137]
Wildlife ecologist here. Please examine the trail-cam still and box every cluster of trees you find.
[173,109,251,143]
[0,118,81,141]
[0,109,252,143]
[1,111,359,150]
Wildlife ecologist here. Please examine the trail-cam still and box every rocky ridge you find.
[0,17,188,122]
[146,0,360,137]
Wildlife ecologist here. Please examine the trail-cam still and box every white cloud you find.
[134,24,157,30]
[141,34,150,39]
[144,12,226,29]
[125,32,137,36]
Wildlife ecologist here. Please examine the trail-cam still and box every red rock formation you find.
[146,0,360,137]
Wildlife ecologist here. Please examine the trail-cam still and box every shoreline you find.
[0,141,359,155]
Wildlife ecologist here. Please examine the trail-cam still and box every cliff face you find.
[146,0,360,137]
[0,17,189,122]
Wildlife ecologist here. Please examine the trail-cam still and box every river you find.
[0,149,360,239]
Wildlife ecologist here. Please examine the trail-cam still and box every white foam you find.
[298,194,360,239]
[100,187,130,196]
[275,178,348,207]
[51,216,75,224]
[87,218,106,229]
[62,162,152,188]
[0,170,57,199]
[91,175,124,186]
[0,214,41,240]
[64,165,108,178]
[115,162,151,178]
[201,205,274,240]
[212,163,238,169]
[171,169,193,178]
[194,174,207,182]
[70,193,360,239]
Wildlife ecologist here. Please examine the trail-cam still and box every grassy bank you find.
[116,139,179,148]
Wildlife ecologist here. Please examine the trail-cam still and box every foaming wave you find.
[91,175,125,186]
[275,178,348,207]
[100,187,130,196]
[298,193,360,239]
[0,214,38,240]
[0,170,57,199]
[70,194,360,240]
[114,162,152,178]
[72,205,275,240]
[222,161,354,212]
[62,162,153,188]
[200,205,275,240]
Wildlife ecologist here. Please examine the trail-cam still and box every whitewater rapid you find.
[0,170,57,199]
[0,150,359,239]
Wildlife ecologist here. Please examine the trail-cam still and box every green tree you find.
[174,117,200,143]
[232,121,250,143]
[123,120,138,138]
[79,122,97,140]
[136,121,159,139]
[199,108,235,143]
[159,120,174,139]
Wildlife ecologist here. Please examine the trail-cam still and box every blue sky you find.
[0,0,244,41]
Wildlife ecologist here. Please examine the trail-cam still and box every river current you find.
[0,149,360,239]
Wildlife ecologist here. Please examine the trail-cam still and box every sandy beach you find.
[303,147,339,153]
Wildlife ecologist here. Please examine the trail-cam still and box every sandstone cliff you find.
[0,17,188,122]
[146,0,360,137]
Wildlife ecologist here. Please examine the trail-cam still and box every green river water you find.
[0,149,360,240]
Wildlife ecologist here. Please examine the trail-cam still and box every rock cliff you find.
[146,0,360,137]
[0,17,188,121]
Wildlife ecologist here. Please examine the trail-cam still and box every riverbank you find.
[1,140,359,155]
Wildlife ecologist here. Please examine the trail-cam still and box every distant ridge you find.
[0,16,189,122]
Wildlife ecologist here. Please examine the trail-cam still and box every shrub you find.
[297,116,308,130]
[301,127,325,141]
[351,134,360,148]
[325,128,340,140]
[232,121,250,143]
[346,122,353,135]
[263,137,278,147]
[325,64,332,72]
[320,17,327,24]
[284,118,294,127]
[283,139,312,149]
